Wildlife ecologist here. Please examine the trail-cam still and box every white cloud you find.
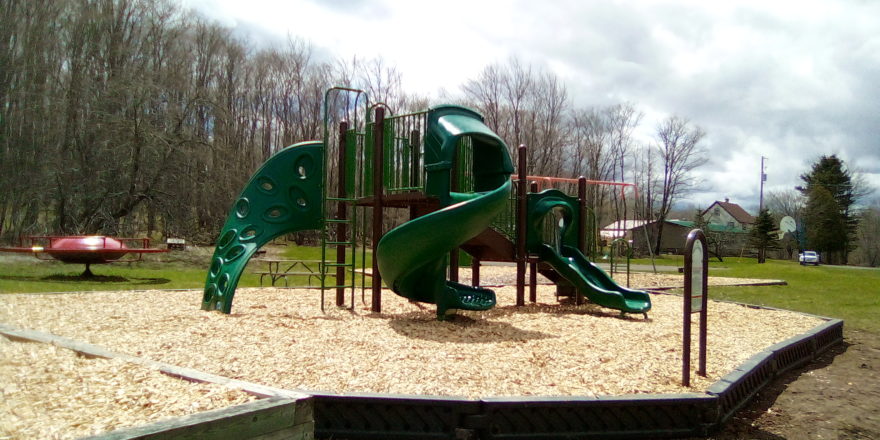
[181,0,880,210]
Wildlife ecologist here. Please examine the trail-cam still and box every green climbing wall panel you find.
[201,141,324,313]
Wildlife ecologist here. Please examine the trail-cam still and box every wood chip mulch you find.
[0,337,255,440]
[1,269,817,405]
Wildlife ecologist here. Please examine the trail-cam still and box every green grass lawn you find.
[0,244,370,294]
[630,255,880,332]
[2,247,877,333]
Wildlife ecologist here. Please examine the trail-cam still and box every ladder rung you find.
[326,197,356,202]
[323,262,354,268]
[325,219,352,224]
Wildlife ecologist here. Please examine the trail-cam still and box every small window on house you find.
[728,221,735,228]
[714,207,720,215]
[742,224,747,230]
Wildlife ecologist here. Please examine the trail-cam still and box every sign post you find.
[683,229,709,387]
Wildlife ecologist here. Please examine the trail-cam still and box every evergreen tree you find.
[798,155,857,263]
[803,186,847,261]
[749,209,780,263]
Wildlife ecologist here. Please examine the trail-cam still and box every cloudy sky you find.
[181,0,880,212]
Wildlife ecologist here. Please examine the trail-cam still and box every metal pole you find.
[449,155,459,283]
[516,145,528,307]
[759,156,767,213]
[371,107,385,313]
[409,129,420,221]
[336,121,348,307]
[472,257,480,287]
[578,177,587,254]
[529,181,539,303]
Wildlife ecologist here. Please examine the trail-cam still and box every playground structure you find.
[0,235,168,276]
[201,87,651,319]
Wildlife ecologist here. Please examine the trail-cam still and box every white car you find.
[799,251,820,266]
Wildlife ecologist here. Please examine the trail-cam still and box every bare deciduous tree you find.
[651,115,707,254]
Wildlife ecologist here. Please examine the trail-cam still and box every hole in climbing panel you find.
[541,207,568,252]
[294,155,313,180]
[217,230,236,249]
[256,176,277,194]
[289,187,309,211]
[262,205,290,222]
[217,273,230,293]
[224,244,246,262]
[239,226,259,241]
[209,257,224,277]
[203,284,217,302]
[235,198,250,218]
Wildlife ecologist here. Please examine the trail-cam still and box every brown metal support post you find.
[682,274,692,387]
[529,257,537,303]
[698,239,709,377]
[449,156,459,283]
[516,145,528,307]
[683,229,709,386]
[409,129,421,220]
[577,176,587,305]
[335,122,349,307]
[577,176,587,253]
[471,257,480,287]
[529,181,539,303]
[371,107,385,313]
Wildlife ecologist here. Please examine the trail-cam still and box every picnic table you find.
[253,259,324,287]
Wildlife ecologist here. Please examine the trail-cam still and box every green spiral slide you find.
[376,105,514,319]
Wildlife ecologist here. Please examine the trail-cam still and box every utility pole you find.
[759,156,767,213]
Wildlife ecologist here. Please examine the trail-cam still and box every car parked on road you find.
[799,251,820,265]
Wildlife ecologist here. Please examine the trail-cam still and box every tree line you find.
[1,0,709,254]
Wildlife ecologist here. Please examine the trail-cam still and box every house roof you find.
[702,200,756,225]
[599,220,650,239]
[616,219,746,234]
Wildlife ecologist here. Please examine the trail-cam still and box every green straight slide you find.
[538,244,651,314]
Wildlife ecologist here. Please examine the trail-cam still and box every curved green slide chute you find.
[376,105,513,319]
[527,190,651,315]
[202,141,323,313]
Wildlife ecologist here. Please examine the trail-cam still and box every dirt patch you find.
[697,329,880,439]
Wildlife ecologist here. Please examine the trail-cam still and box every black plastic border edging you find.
[707,318,843,429]
[308,318,844,440]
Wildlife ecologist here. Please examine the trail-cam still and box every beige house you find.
[701,198,755,231]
